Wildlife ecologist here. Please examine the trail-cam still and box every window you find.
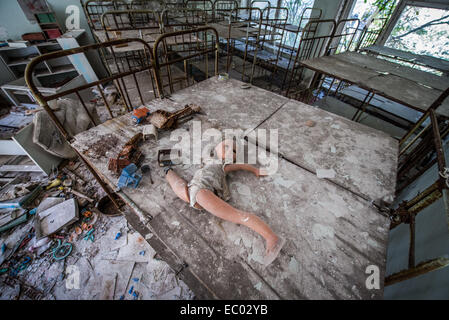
[385,5,449,60]
[349,0,399,49]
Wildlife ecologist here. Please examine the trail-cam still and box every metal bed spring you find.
[152,26,220,97]
[284,19,336,99]
[25,39,159,208]
[222,7,263,83]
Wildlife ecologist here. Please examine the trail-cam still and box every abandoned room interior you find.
[0,0,448,301]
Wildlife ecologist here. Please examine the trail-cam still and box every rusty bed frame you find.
[284,19,360,104]
[24,27,219,207]
[385,87,449,285]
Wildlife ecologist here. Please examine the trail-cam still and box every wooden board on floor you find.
[159,77,289,130]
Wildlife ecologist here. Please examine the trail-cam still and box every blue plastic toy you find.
[117,164,142,189]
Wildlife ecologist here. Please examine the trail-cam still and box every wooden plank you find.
[250,99,399,203]
[300,55,449,117]
[207,23,249,40]
[69,76,391,299]
[364,73,448,115]
[160,77,289,131]
[300,55,380,84]
[71,111,389,299]
[333,52,449,91]
[363,45,449,74]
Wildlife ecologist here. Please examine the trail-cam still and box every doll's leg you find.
[165,169,190,203]
[195,188,284,266]
[165,169,202,209]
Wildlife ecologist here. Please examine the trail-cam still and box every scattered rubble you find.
[0,159,194,300]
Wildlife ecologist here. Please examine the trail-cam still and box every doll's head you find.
[214,139,236,163]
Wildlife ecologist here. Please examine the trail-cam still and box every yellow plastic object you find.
[46,179,61,190]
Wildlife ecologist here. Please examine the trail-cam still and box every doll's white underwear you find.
[188,163,231,209]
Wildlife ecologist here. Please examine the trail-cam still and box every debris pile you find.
[0,159,193,300]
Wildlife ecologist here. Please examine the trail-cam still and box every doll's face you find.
[214,139,236,163]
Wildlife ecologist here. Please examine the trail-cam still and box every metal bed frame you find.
[25,39,159,209]
[163,0,186,9]
[83,0,129,31]
[184,0,214,21]
[159,8,207,31]
[129,0,165,10]
[385,87,449,285]
[222,7,263,83]
[250,6,288,86]
[100,9,162,46]
[327,18,361,55]
[99,9,162,104]
[250,0,270,10]
[354,0,397,51]
[284,19,361,107]
[153,27,220,97]
[157,9,209,93]
[284,19,336,99]
[212,0,239,22]
[279,7,322,89]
